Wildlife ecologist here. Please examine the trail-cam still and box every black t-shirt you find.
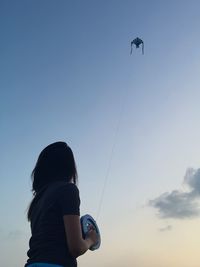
[24,181,80,267]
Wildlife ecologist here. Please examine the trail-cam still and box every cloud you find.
[184,168,200,194]
[0,229,25,242]
[159,225,172,232]
[149,168,200,219]
[7,230,24,240]
[0,229,25,241]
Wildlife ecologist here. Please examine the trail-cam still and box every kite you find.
[130,37,144,55]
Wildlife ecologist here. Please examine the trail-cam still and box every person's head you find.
[31,141,78,194]
[27,141,78,220]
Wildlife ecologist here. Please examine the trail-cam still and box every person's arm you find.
[63,214,98,258]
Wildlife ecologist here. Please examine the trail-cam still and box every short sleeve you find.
[56,183,80,216]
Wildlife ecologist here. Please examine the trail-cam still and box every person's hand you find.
[86,225,99,248]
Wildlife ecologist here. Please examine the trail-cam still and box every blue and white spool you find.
[80,214,101,251]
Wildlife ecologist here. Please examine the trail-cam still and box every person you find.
[24,141,99,267]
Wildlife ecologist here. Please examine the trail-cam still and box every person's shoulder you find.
[63,182,78,189]
[46,181,78,195]
[57,182,79,194]
[56,182,80,203]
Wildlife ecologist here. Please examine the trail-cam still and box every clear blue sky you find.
[1,1,200,266]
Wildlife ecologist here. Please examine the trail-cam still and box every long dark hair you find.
[27,141,78,221]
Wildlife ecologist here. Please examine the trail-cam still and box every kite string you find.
[96,99,125,221]
[96,47,138,221]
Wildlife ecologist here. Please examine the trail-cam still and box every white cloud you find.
[7,230,24,240]
[0,230,25,241]
[149,168,200,219]
[159,225,172,232]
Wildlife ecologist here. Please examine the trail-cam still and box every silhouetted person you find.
[24,142,98,267]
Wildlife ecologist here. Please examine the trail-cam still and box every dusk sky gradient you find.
[1,1,200,267]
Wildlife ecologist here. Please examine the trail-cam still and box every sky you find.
[1,0,200,266]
